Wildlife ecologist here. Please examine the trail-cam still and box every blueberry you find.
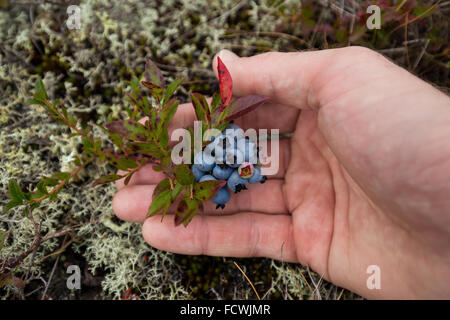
[225,148,244,168]
[236,138,257,163]
[199,174,216,182]
[191,164,206,182]
[212,164,234,180]
[226,122,241,131]
[225,123,244,141]
[248,165,267,184]
[212,187,231,209]
[227,170,248,193]
[194,151,215,172]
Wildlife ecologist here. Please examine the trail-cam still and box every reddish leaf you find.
[91,174,123,187]
[174,197,199,227]
[145,59,165,88]
[152,178,171,200]
[193,180,226,202]
[105,120,130,137]
[141,81,164,103]
[225,95,270,121]
[0,273,26,288]
[120,120,149,141]
[217,56,232,111]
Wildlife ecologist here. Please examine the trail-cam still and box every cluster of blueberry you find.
[190,123,267,209]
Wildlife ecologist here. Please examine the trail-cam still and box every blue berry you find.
[225,123,244,141]
[248,165,267,184]
[212,164,234,180]
[212,187,231,209]
[199,174,216,182]
[236,138,257,163]
[191,164,206,182]
[194,151,215,172]
[225,148,244,168]
[227,170,248,193]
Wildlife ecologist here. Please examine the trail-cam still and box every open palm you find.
[113,47,450,299]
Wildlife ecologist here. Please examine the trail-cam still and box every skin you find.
[112,47,450,299]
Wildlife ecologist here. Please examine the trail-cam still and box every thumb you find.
[212,48,338,109]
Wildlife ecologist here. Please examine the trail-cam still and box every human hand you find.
[112,47,450,299]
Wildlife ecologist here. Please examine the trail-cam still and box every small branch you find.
[40,254,60,300]
[233,261,260,300]
[32,158,91,203]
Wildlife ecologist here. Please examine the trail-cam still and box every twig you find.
[337,288,345,300]
[413,39,430,71]
[40,254,59,300]
[404,13,411,71]
[31,158,91,203]
[389,0,442,34]
[233,261,260,300]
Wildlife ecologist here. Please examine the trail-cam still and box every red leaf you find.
[105,120,129,136]
[225,95,270,121]
[217,56,232,111]
[145,59,165,88]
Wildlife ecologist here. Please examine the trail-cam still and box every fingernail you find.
[217,49,239,62]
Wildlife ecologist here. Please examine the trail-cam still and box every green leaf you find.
[27,98,47,107]
[35,78,49,101]
[160,98,179,129]
[153,178,171,200]
[160,201,171,222]
[51,172,71,181]
[124,171,135,186]
[159,128,169,149]
[210,91,222,113]
[116,158,138,170]
[8,180,25,202]
[171,183,185,201]
[82,137,94,153]
[175,197,199,227]
[36,181,49,195]
[42,177,58,187]
[174,164,194,185]
[142,81,164,103]
[129,76,141,94]
[127,141,165,158]
[3,199,22,214]
[191,93,210,124]
[123,120,149,141]
[147,189,171,217]
[96,124,124,150]
[91,174,123,187]
[163,78,183,105]
[193,180,226,202]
